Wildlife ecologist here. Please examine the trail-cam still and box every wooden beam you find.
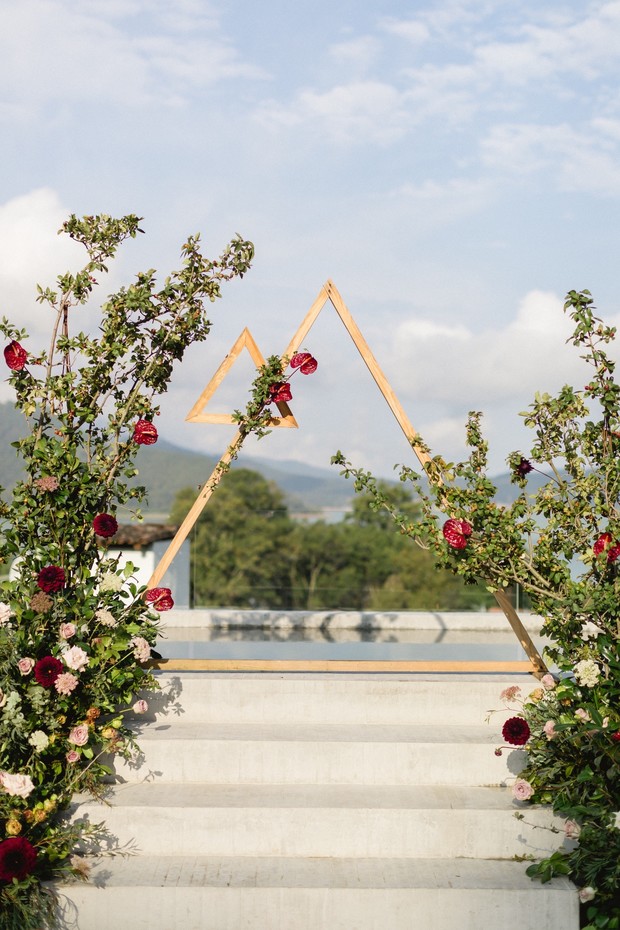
[145,658,536,674]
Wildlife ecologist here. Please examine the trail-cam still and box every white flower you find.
[0,602,13,626]
[130,636,151,663]
[62,645,89,671]
[0,689,6,709]
[579,886,596,903]
[95,608,117,627]
[132,700,148,714]
[613,811,620,830]
[99,572,123,593]
[574,659,600,688]
[0,771,35,798]
[580,621,604,641]
[28,730,49,752]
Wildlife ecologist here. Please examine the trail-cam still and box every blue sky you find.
[1,0,620,479]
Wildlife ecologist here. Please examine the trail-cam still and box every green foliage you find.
[0,214,254,926]
[174,475,491,610]
[334,289,620,925]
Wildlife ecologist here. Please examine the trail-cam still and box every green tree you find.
[170,469,295,607]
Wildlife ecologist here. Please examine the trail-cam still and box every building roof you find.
[109,524,180,550]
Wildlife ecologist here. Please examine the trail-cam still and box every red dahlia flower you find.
[37,565,66,593]
[515,457,533,478]
[145,587,174,611]
[93,513,119,538]
[3,341,28,371]
[268,382,292,403]
[133,419,158,445]
[0,836,37,882]
[290,352,318,375]
[34,656,64,688]
[593,532,613,555]
[442,518,473,550]
[502,716,531,746]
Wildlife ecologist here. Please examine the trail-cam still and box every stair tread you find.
[131,722,504,743]
[76,783,530,811]
[59,854,574,891]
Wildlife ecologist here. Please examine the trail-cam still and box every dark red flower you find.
[608,545,620,564]
[133,419,158,445]
[611,731,620,743]
[37,565,66,593]
[442,518,473,550]
[502,716,531,746]
[0,836,37,882]
[268,381,292,403]
[290,352,318,375]
[3,341,27,371]
[515,458,533,478]
[93,513,118,538]
[145,587,174,611]
[34,656,64,688]
[593,533,613,556]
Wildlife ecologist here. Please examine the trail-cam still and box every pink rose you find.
[17,657,35,675]
[62,646,89,671]
[68,725,89,746]
[512,778,534,802]
[66,750,80,763]
[55,672,79,696]
[575,708,591,722]
[543,720,557,741]
[564,820,581,839]
[132,700,148,714]
[579,887,596,903]
[0,771,35,798]
[59,623,76,640]
[540,674,556,690]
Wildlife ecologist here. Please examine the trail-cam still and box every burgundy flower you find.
[442,518,473,550]
[290,352,318,375]
[37,565,66,593]
[607,545,620,564]
[92,513,118,538]
[611,731,620,743]
[133,419,158,445]
[268,381,292,403]
[145,587,174,611]
[3,341,27,371]
[515,457,533,478]
[0,836,37,882]
[502,716,531,746]
[593,533,613,556]
[34,656,64,688]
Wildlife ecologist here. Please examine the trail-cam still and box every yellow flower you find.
[33,808,47,823]
[529,688,544,702]
[6,819,21,836]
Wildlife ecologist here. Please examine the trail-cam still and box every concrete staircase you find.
[58,674,579,929]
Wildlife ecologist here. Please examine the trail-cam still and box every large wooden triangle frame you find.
[148,280,546,677]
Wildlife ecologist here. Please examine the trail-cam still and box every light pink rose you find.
[132,700,148,714]
[564,820,581,839]
[59,622,76,640]
[62,645,89,671]
[18,657,35,675]
[55,672,79,696]
[543,720,557,740]
[575,708,591,722]
[579,887,596,903]
[512,778,534,801]
[0,771,35,798]
[66,750,80,763]
[541,674,556,690]
[68,725,89,746]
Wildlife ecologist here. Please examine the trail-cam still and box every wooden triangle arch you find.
[186,327,298,429]
[147,279,546,677]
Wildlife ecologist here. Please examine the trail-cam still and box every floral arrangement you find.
[0,214,254,928]
[334,289,620,928]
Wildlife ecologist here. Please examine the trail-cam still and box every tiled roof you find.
[109,524,179,549]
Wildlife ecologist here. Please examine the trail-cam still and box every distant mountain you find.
[0,403,354,517]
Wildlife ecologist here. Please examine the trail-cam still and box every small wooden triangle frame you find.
[148,279,546,677]
[186,326,298,429]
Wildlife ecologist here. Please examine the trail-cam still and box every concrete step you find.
[146,672,530,727]
[110,722,526,786]
[58,855,578,930]
[73,783,565,859]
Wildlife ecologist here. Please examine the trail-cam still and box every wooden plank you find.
[145,658,535,673]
